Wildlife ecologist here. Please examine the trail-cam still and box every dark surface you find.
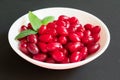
[0,0,119,80]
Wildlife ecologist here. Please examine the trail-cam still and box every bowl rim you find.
[8,7,110,70]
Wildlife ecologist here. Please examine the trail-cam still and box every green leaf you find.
[15,29,37,39]
[42,16,55,25]
[28,11,42,31]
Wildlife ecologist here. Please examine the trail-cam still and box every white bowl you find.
[8,7,110,70]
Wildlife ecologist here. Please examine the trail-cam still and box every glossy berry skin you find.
[87,43,100,54]
[84,30,91,37]
[61,48,68,56]
[39,34,53,42]
[46,58,55,63]
[91,26,101,34]
[92,34,100,42]
[27,23,33,29]
[52,50,65,62]
[47,42,63,51]
[70,51,82,63]
[27,34,37,43]
[56,20,66,27]
[46,28,57,36]
[69,33,80,42]
[33,53,47,61]
[19,40,29,54]
[58,15,69,21]
[58,36,67,44]
[69,17,79,25]
[38,42,48,53]
[67,26,77,33]
[82,36,94,44]
[67,42,81,52]
[20,25,27,32]
[61,57,70,63]
[27,43,39,54]
[38,25,47,34]
[84,24,93,30]
[77,26,85,32]
[80,47,88,60]
[46,22,57,29]
[63,20,70,28]
[56,26,68,36]
[76,32,84,38]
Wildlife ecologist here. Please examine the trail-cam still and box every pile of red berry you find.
[18,15,101,63]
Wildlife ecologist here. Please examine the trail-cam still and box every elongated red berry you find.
[70,51,82,63]
[67,42,81,52]
[38,42,48,53]
[91,26,101,34]
[84,24,93,30]
[58,36,67,44]
[33,53,47,61]
[20,25,27,32]
[27,43,39,54]
[47,42,63,51]
[69,33,80,42]
[87,43,100,54]
[52,50,65,62]
[27,34,37,43]
[38,25,47,34]
[46,58,56,63]
[39,34,53,42]
[19,40,29,54]
[56,26,68,36]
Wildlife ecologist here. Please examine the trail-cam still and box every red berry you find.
[58,15,69,21]
[46,22,57,29]
[87,43,100,54]
[46,58,56,63]
[69,17,79,25]
[46,28,57,36]
[52,50,65,62]
[70,51,82,63]
[61,57,70,63]
[38,42,48,53]
[67,42,81,52]
[47,42,63,51]
[19,40,29,54]
[67,26,77,33]
[20,25,27,32]
[38,25,47,34]
[92,26,101,34]
[58,36,67,44]
[27,43,39,54]
[56,26,68,36]
[77,26,85,32]
[56,20,66,27]
[69,33,80,42]
[92,34,100,42]
[80,47,88,60]
[84,24,93,30]
[84,30,91,36]
[33,53,47,61]
[76,31,84,38]
[82,36,94,44]
[63,20,70,28]
[27,34,37,43]
[61,48,68,56]
[27,23,32,29]
[39,34,53,42]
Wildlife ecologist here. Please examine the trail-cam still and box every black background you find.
[0,0,120,80]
